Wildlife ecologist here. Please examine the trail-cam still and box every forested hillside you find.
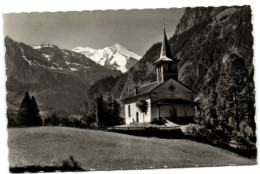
[100,6,253,101]
[89,6,255,145]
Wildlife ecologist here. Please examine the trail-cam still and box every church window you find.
[128,105,131,117]
[158,66,162,73]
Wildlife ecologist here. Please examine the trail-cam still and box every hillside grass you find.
[8,127,256,171]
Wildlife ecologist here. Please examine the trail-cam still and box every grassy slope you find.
[8,127,256,170]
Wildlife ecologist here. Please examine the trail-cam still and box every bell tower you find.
[153,25,179,83]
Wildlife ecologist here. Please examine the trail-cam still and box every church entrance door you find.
[170,106,177,122]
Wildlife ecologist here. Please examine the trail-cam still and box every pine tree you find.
[81,97,97,128]
[50,113,59,126]
[216,54,249,133]
[104,94,113,126]
[237,69,255,140]
[201,90,218,129]
[31,96,42,126]
[96,95,105,128]
[17,92,33,126]
[104,94,122,127]
[17,92,42,127]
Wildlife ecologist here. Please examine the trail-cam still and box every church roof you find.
[121,78,196,102]
[152,99,199,105]
[121,82,160,101]
[153,29,179,65]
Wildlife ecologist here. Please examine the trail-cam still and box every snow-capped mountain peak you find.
[72,44,142,73]
[31,42,58,49]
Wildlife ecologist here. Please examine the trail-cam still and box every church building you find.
[121,28,198,125]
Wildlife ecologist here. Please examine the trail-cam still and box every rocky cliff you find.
[171,6,253,95]
[91,6,253,104]
[175,7,226,34]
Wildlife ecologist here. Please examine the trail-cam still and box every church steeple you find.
[160,28,174,59]
[153,25,179,83]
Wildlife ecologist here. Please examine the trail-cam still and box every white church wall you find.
[125,103,135,125]
[142,99,152,123]
[125,99,152,125]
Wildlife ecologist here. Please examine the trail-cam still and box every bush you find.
[42,113,89,128]
[182,124,201,136]
[10,156,84,173]
[181,123,256,158]
[59,156,83,171]
[7,111,19,127]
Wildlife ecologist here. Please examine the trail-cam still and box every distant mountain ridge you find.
[72,43,142,73]
[5,37,121,112]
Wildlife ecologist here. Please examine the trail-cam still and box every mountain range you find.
[5,6,253,116]
[5,37,121,113]
[72,43,142,73]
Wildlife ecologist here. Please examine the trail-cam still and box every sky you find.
[3,8,185,56]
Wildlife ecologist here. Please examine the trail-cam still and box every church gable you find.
[151,78,195,103]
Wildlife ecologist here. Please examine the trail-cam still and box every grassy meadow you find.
[8,127,256,171]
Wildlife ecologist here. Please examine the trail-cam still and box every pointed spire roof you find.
[153,27,179,65]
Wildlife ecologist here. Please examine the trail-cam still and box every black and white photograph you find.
[0,0,258,173]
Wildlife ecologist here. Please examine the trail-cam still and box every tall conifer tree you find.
[17,92,42,126]
[17,92,33,126]
[216,54,249,132]
[31,96,42,126]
